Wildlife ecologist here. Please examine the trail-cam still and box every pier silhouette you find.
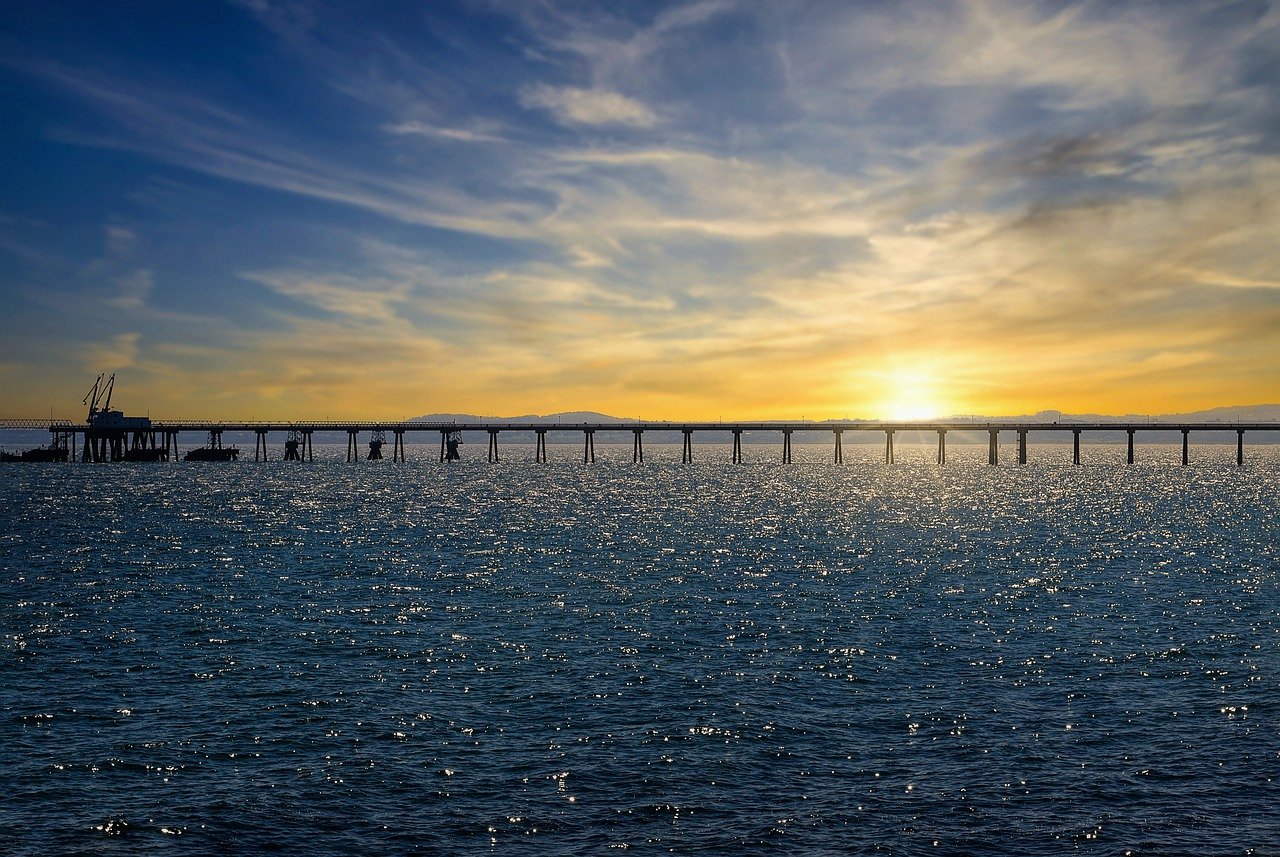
[1,418,1276,466]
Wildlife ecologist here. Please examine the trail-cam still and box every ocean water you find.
[2,443,1278,855]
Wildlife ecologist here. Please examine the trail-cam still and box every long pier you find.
[2,419,1277,466]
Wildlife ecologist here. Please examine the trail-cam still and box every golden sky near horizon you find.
[1,1,1277,420]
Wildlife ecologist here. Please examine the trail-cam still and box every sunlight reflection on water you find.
[2,444,1278,853]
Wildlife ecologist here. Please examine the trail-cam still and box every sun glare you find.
[886,401,942,421]
[876,369,947,421]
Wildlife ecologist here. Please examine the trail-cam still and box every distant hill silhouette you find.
[412,405,1280,424]
[410,411,629,424]
[945,405,1280,423]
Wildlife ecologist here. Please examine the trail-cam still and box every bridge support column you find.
[632,429,643,464]
[1181,429,1189,466]
[393,430,405,463]
[988,430,998,466]
[834,430,843,464]
[732,429,742,464]
[488,429,500,463]
[937,430,946,465]
[682,429,693,464]
[1127,429,1135,465]
[1073,430,1081,465]
[1018,429,1028,465]
[346,430,359,463]
[783,430,793,464]
[884,430,895,464]
[537,429,548,463]
[256,430,269,462]
[1237,429,1245,466]
[304,430,314,462]
[583,430,595,464]
[439,430,447,463]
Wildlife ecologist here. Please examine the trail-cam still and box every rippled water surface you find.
[3,444,1279,854]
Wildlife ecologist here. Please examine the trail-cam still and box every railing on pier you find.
[0,418,76,430]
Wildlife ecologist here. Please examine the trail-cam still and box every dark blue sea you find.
[3,441,1279,855]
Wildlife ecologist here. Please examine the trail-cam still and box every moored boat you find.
[0,444,70,462]
[184,430,238,461]
[184,446,239,461]
[120,447,167,462]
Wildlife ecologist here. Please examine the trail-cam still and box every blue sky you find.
[1,0,1277,419]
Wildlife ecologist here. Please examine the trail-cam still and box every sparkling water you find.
[3,444,1278,854]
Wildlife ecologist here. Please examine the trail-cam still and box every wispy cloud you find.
[84,332,142,371]
[6,57,545,239]
[382,120,507,144]
[107,269,154,309]
[520,85,657,127]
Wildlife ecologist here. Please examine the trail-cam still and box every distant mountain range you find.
[949,405,1280,423]
[412,405,1280,424]
[411,411,633,424]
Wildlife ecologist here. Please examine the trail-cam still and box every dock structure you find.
[1,418,1275,466]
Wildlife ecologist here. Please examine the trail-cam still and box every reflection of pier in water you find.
[1,419,1277,466]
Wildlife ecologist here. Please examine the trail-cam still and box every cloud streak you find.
[520,85,657,127]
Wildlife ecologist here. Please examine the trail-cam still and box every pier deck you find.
[2,418,1277,466]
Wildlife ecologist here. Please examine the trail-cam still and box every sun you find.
[876,368,948,421]
[886,400,942,421]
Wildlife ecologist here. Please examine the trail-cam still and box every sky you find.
[0,0,1277,421]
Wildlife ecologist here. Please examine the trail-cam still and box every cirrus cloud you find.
[520,84,657,127]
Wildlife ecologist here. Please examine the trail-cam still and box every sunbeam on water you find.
[2,444,1278,854]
